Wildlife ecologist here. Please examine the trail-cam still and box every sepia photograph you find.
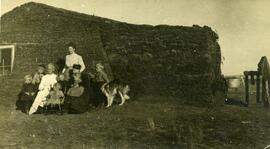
[0,0,270,148]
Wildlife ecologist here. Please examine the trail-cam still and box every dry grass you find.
[0,75,270,149]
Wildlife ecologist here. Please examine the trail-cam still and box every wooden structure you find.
[244,70,270,107]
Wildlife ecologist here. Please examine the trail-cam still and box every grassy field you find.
[1,75,270,149]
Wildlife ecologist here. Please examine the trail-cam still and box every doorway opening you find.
[0,45,15,76]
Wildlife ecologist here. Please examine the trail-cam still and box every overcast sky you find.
[1,0,270,75]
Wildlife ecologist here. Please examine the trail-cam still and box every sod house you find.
[0,2,223,103]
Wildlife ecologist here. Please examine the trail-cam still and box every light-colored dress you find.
[45,90,64,105]
[29,73,57,115]
[63,53,85,72]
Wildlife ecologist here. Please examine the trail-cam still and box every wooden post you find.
[262,78,269,108]
[262,78,265,103]
[244,71,249,105]
[2,59,4,76]
[256,73,261,103]
[268,80,270,98]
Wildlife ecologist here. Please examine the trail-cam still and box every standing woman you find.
[62,42,85,74]
[29,63,58,115]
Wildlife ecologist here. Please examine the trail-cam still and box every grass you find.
[0,75,270,149]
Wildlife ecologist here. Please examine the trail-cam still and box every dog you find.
[101,79,130,107]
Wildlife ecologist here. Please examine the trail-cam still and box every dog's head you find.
[122,84,130,95]
[120,84,130,100]
[116,80,130,96]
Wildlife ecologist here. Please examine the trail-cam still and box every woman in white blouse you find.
[29,63,58,115]
[62,42,85,73]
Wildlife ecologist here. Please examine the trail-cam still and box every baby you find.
[17,75,37,114]
[45,82,65,107]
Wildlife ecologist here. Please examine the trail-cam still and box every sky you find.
[1,0,270,75]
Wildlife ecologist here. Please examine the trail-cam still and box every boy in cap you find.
[17,75,37,114]
[89,63,109,107]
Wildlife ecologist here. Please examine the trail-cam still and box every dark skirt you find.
[65,92,89,114]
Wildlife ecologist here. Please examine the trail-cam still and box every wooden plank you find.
[262,79,269,108]
[256,73,261,103]
[244,72,249,105]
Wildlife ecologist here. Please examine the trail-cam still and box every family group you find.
[16,42,110,115]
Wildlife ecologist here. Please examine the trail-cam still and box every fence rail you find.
[0,65,11,68]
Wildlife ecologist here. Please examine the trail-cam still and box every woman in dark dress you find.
[64,64,90,114]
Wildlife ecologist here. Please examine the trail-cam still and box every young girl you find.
[44,82,65,108]
[29,63,58,115]
[17,75,37,114]
[89,63,109,107]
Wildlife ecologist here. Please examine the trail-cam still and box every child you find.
[17,75,37,114]
[89,63,109,83]
[89,63,109,107]
[32,64,46,89]
[57,73,68,94]
[44,82,65,107]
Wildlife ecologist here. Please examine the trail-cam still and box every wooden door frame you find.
[0,45,15,73]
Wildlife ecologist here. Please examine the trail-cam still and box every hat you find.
[38,64,46,69]
[95,63,104,70]
[24,75,32,80]
[73,64,81,70]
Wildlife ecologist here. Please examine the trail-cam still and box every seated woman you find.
[65,73,88,114]
[29,63,58,115]
[17,75,37,114]
[44,82,65,109]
